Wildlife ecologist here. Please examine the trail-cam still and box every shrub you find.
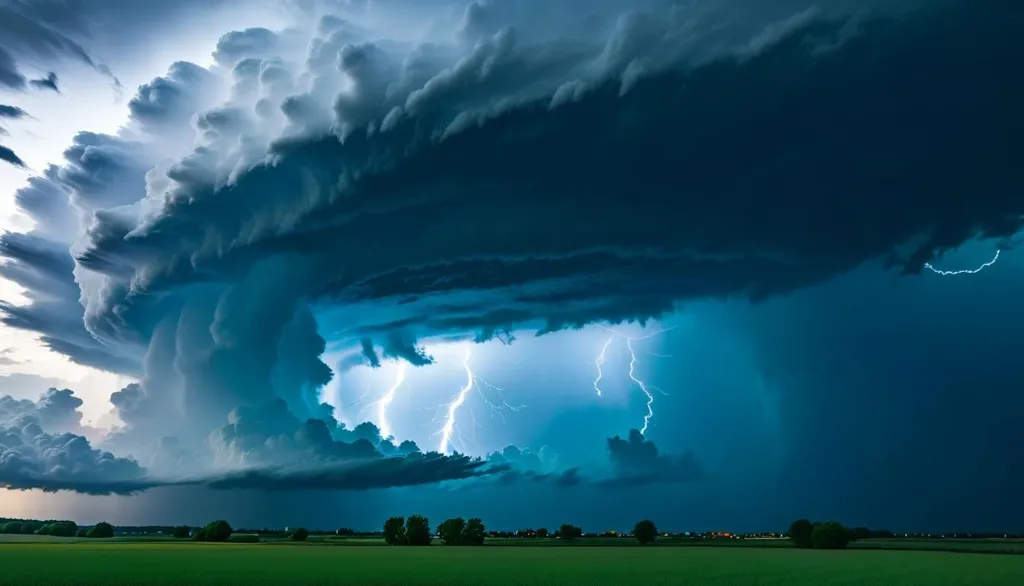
[202,520,233,543]
[558,524,583,541]
[290,528,309,542]
[172,526,191,539]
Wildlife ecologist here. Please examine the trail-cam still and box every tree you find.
[383,516,406,545]
[337,527,355,536]
[438,517,467,545]
[812,522,850,550]
[202,520,233,543]
[1,522,23,534]
[290,528,309,542]
[87,522,115,539]
[633,520,658,545]
[536,528,549,539]
[464,518,486,546]
[405,515,432,546]
[788,519,814,549]
[37,521,77,537]
[76,528,89,538]
[559,524,583,541]
[191,528,207,541]
[172,526,191,539]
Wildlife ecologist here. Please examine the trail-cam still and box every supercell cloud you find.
[0,0,1021,491]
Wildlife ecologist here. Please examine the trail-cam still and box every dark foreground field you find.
[1,542,1022,586]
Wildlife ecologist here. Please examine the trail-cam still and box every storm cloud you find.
[0,0,1020,497]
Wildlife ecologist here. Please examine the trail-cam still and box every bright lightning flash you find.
[376,361,408,441]
[438,345,476,455]
[435,344,525,455]
[924,249,1001,276]
[592,337,614,397]
[596,325,675,436]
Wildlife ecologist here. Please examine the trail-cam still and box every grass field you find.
[1,542,1022,585]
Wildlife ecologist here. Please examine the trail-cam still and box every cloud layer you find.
[0,0,1020,493]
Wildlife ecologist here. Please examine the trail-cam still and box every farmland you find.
[1,540,1021,585]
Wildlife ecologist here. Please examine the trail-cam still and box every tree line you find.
[786,520,894,550]
[380,516,660,545]
[0,519,114,539]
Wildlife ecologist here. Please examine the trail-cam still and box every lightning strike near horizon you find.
[924,249,1001,275]
[376,361,408,441]
[593,336,614,397]
[438,345,476,455]
[596,324,675,436]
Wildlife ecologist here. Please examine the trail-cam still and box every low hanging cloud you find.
[601,429,702,487]
[0,0,1019,476]
[29,72,59,94]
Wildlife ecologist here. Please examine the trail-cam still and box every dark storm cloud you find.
[72,0,1024,378]
[202,451,500,491]
[29,72,59,93]
[0,46,26,90]
[0,144,25,167]
[600,429,702,487]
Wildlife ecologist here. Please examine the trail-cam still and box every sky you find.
[0,0,1022,533]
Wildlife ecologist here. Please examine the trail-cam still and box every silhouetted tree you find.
[87,522,115,539]
[633,520,658,545]
[1,522,23,534]
[536,528,549,538]
[812,522,850,550]
[405,515,432,546]
[788,519,814,549]
[336,528,355,536]
[191,528,207,541]
[172,526,191,539]
[202,520,233,542]
[438,517,467,545]
[383,516,406,545]
[464,518,486,545]
[290,528,309,542]
[559,524,583,541]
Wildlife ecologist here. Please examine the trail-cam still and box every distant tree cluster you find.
[382,515,433,546]
[290,528,310,542]
[192,520,233,542]
[788,519,867,550]
[557,524,584,541]
[437,517,486,546]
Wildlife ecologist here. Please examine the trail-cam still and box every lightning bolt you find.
[596,324,675,436]
[376,361,408,441]
[924,249,1001,276]
[592,337,614,397]
[438,345,476,455]
[434,344,526,455]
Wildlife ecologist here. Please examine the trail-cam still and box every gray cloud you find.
[29,72,59,93]
[601,429,702,487]
[0,105,27,119]
[0,144,25,167]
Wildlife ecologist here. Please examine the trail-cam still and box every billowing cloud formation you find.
[603,429,701,486]
[0,0,1020,491]
[0,401,150,496]
[0,388,87,433]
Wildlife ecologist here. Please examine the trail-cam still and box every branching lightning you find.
[434,344,525,455]
[594,324,675,436]
[438,345,476,455]
[376,361,408,441]
[924,249,1001,275]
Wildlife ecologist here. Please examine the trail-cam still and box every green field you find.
[1,542,1022,585]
